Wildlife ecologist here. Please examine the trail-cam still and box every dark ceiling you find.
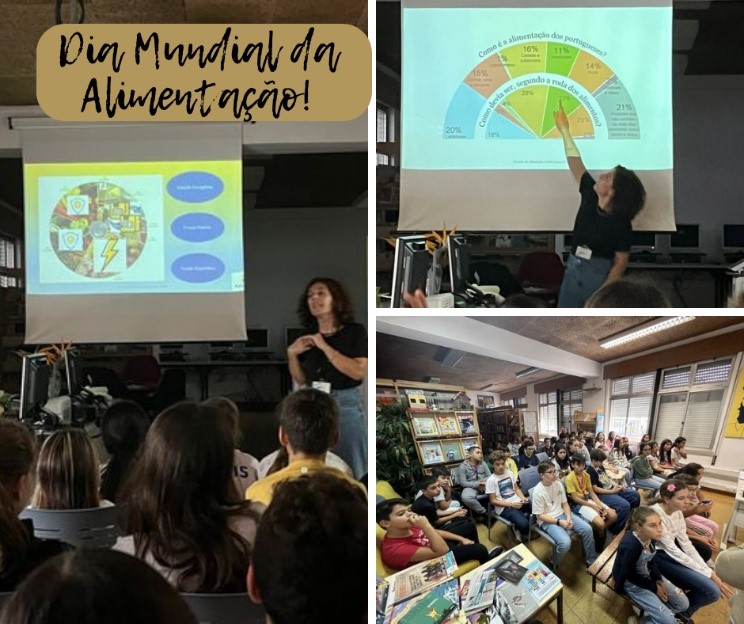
[377,1,744,76]
[377,316,744,392]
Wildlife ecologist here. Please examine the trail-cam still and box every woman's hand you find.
[655,581,668,602]
[287,336,314,356]
[554,102,569,132]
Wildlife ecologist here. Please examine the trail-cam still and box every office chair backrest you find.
[121,355,161,388]
[536,452,549,463]
[517,252,565,287]
[19,505,120,549]
[180,592,265,624]
[517,466,541,495]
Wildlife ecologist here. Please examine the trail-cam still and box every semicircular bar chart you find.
[444,41,639,141]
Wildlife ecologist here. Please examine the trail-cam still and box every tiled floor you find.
[477,488,737,624]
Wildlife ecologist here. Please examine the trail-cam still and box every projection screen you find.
[21,123,246,344]
[398,0,674,232]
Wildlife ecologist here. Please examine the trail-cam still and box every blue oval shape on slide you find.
[171,254,225,283]
[171,213,225,242]
[167,172,224,203]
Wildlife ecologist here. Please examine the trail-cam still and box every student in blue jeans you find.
[612,507,689,624]
[587,448,640,534]
[531,461,596,569]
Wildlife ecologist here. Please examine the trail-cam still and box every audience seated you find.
[202,396,260,496]
[584,277,671,307]
[0,549,197,624]
[411,476,477,539]
[115,400,262,592]
[31,428,111,510]
[456,446,491,519]
[245,389,364,506]
[247,472,367,624]
[0,420,67,592]
[99,400,150,504]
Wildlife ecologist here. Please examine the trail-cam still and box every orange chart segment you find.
[463,57,511,99]
[569,50,614,93]
[501,85,550,137]
[499,42,547,79]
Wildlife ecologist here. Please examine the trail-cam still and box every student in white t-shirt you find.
[531,461,596,569]
[485,451,531,540]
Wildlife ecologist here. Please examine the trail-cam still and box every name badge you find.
[576,245,593,260]
[312,381,332,394]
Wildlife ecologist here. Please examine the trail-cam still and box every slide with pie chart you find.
[24,160,244,296]
[402,4,672,171]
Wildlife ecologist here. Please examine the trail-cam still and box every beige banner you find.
[37,24,370,122]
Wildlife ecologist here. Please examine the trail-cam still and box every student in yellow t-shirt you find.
[245,388,364,506]
[564,454,617,546]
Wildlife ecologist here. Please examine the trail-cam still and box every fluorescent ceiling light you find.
[599,317,696,349]
[515,366,540,378]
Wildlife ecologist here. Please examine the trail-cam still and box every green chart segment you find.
[443,41,640,140]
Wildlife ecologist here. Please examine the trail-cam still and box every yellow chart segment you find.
[501,85,550,135]
[498,42,548,79]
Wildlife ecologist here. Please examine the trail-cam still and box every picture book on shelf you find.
[386,552,458,605]
[384,578,459,624]
[435,414,461,436]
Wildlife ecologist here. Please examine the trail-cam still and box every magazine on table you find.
[518,560,560,601]
[384,578,460,624]
[386,552,458,605]
[398,590,458,624]
[460,568,503,614]
[493,558,528,585]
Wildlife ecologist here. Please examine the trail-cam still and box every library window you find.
[560,388,583,431]
[538,392,558,437]
[607,372,655,440]
[377,105,394,166]
[653,358,735,451]
[0,233,19,289]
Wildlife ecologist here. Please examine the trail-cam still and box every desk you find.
[159,359,290,401]
[625,263,735,307]
[459,543,563,624]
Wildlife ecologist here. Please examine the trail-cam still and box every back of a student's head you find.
[585,278,670,308]
[33,427,100,510]
[0,420,37,567]
[0,549,197,624]
[249,473,367,624]
[277,389,339,455]
[202,396,242,446]
[100,400,150,502]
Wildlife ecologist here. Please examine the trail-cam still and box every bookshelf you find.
[407,408,480,474]
[476,406,524,454]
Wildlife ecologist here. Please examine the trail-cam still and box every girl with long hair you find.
[649,479,732,619]
[287,277,368,479]
[551,443,570,478]
[657,439,675,469]
[671,437,688,467]
[612,506,689,624]
[636,433,651,457]
[116,401,262,592]
[594,432,606,449]
[99,400,150,503]
[31,428,108,510]
[0,420,66,591]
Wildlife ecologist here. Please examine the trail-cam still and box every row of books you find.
[376,551,561,624]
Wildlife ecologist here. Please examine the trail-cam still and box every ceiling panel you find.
[377,316,744,392]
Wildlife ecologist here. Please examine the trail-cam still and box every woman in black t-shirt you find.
[553,102,647,307]
[287,277,368,479]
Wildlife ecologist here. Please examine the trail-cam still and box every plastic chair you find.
[19,505,121,548]
[536,452,549,463]
[486,501,517,544]
[516,252,565,303]
[180,593,265,624]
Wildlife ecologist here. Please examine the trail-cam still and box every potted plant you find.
[376,399,422,499]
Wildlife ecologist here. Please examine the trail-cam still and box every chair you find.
[468,261,524,298]
[516,252,565,304]
[19,505,121,549]
[486,501,517,544]
[121,355,162,392]
[180,593,265,624]
[536,452,549,463]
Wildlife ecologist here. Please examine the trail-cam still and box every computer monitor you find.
[19,353,52,420]
[669,224,699,250]
[285,326,306,349]
[391,235,431,308]
[64,348,83,395]
[447,234,471,296]
[630,231,657,251]
[722,224,744,252]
